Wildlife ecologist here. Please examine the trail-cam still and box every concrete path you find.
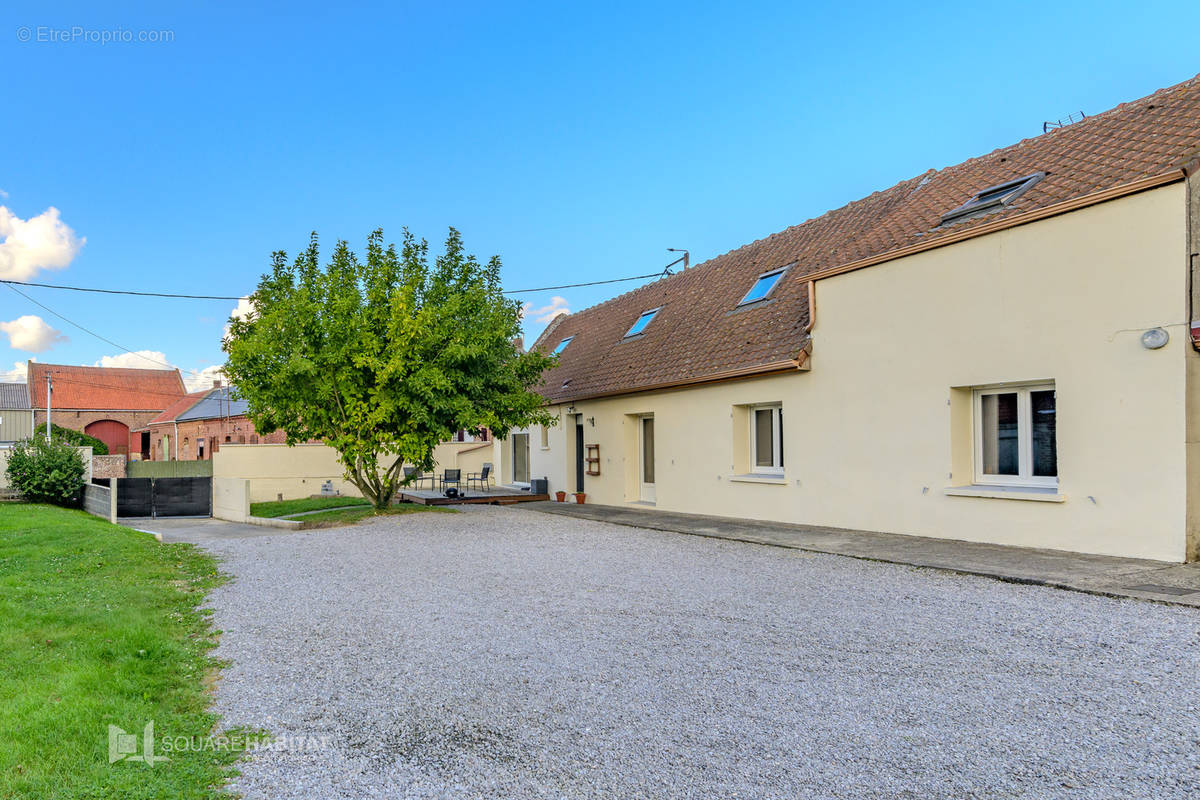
[279,504,367,518]
[528,501,1200,607]
[119,517,288,543]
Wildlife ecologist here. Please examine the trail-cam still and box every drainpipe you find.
[174,420,179,461]
[803,280,817,335]
[1189,168,1200,351]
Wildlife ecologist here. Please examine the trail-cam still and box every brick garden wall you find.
[91,454,127,479]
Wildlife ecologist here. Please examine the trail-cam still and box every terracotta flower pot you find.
[555,491,567,502]
[573,493,586,504]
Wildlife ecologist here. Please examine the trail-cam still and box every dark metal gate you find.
[152,477,212,517]
[115,477,210,518]
[116,478,153,517]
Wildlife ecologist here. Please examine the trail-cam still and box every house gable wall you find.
[500,185,1192,562]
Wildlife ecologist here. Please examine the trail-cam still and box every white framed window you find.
[973,383,1056,488]
[750,404,784,474]
[552,336,573,355]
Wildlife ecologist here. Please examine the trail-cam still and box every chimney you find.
[212,379,223,388]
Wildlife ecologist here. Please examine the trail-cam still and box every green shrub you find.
[3,437,87,506]
[47,423,109,455]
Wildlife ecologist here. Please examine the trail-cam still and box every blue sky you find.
[1,1,1196,387]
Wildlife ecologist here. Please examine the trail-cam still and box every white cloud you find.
[1,359,29,382]
[92,351,226,392]
[183,364,226,392]
[94,350,174,370]
[0,205,85,281]
[522,296,570,325]
[0,315,67,352]
[0,188,8,199]
[224,296,255,338]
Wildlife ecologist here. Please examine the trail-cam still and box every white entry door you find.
[639,416,656,503]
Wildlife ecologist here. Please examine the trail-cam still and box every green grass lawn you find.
[0,504,249,799]
[249,495,371,518]
[300,503,454,527]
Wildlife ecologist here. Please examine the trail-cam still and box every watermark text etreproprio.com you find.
[16,25,175,44]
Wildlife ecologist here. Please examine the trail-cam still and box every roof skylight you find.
[552,336,574,355]
[940,172,1045,225]
[625,307,661,338]
[739,266,789,306]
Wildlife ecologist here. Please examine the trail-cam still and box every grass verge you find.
[0,503,249,799]
[301,503,455,527]
[249,496,371,518]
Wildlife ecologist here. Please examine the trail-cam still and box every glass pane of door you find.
[512,433,530,483]
[641,418,655,484]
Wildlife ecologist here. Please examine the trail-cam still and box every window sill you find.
[943,485,1064,502]
[730,473,788,485]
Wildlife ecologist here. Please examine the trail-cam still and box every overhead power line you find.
[26,374,212,401]
[502,271,669,293]
[3,282,205,376]
[0,279,243,300]
[0,266,674,301]
[2,260,682,383]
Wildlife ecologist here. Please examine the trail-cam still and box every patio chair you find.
[467,463,493,491]
[439,468,462,492]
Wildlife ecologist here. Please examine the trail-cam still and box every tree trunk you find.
[345,452,405,510]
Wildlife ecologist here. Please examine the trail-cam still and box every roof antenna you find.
[665,248,689,274]
[1043,111,1085,133]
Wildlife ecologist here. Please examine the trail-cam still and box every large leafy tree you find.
[223,228,555,508]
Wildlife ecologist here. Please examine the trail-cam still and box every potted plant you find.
[572,492,586,504]
[555,490,567,502]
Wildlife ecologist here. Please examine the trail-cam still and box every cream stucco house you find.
[494,75,1200,563]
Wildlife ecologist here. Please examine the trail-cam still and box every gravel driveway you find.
[204,506,1200,799]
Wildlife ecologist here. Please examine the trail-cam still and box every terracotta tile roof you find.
[146,391,209,425]
[27,362,187,411]
[536,74,1200,403]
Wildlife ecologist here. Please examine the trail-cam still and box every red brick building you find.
[141,384,287,461]
[27,362,187,456]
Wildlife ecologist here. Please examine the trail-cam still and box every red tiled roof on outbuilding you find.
[146,391,209,425]
[27,362,187,411]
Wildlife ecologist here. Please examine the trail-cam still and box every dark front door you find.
[575,419,585,492]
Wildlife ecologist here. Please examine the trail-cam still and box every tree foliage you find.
[4,436,88,506]
[222,228,555,508]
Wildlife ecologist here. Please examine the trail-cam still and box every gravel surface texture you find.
[203,506,1200,799]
